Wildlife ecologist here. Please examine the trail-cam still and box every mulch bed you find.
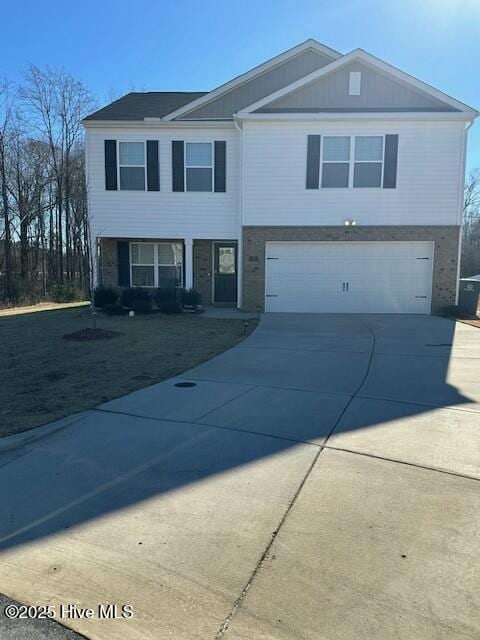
[458,318,480,329]
[62,328,122,341]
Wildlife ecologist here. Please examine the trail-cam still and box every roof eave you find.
[81,119,236,128]
[237,48,478,118]
[235,111,476,121]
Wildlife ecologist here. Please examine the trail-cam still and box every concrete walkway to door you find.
[0,314,479,639]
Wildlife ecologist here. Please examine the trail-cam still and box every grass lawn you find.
[1,307,255,438]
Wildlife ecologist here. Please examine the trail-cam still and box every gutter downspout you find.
[234,116,244,309]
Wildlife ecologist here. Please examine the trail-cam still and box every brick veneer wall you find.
[242,226,460,314]
[100,238,117,287]
[99,239,214,304]
[193,240,213,305]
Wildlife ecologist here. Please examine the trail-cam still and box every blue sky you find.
[2,0,479,170]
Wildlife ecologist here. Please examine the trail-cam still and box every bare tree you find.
[0,79,17,300]
[0,66,96,306]
[21,65,95,287]
[462,169,480,277]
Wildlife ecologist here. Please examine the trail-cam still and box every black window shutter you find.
[117,241,130,287]
[172,141,185,192]
[306,135,321,189]
[146,140,160,191]
[105,140,118,190]
[214,141,226,192]
[383,134,399,189]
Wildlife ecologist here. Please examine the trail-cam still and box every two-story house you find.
[83,39,477,314]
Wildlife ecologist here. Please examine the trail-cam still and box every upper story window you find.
[353,136,383,187]
[185,143,213,192]
[320,135,384,189]
[119,142,145,190]
[321,137,350,188]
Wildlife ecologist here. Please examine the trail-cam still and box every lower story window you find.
[130,242,183,287]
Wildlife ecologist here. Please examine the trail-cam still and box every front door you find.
[214,243,237,304]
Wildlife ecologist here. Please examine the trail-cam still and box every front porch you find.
[98,238,239,307]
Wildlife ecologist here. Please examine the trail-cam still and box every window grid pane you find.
[186,143,212,167]
[120,166,145,190]
[158,243,183,265]
[132,266,154,287]
[323,137,350,161]
[186,167,212,192]
[321,163,349,188]
[158,266,182,288]
[353,162,382,188]
[131,243,154,265]
[119,142,145,166]
[355,136,383,161]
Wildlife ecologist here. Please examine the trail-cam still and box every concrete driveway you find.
[0,314,479,639]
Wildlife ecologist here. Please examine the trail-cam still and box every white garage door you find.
[265,241,434,314]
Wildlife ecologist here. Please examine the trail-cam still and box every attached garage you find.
[265,241,434,314]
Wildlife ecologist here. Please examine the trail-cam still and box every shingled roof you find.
[83,92,207,121]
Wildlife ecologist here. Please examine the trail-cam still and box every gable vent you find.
[349,71,361,96]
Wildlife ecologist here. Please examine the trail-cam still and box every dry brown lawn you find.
[1,307,255,438]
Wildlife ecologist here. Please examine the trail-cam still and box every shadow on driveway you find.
[0,314,478,550]
[0,313,479,639]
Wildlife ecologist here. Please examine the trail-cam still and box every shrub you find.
[131,299,152,314]
[94,286,119,308]
[153,287,178,304]
[157,301,182,314]
[103,303,129,316]
[120,287,151,308]
[50,285,83,303]
[153,287,182,314]
[181,288,202,307]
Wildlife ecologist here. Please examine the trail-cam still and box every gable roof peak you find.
[237,47,478,117]
[163,39,341,121]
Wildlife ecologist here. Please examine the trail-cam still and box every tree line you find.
[0,67,95,305]
[462,169,480,278]
[0,67,479,306]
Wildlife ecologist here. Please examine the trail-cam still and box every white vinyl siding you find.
[243,119,464,226]
[86,119,464,242]
[86,126,239,240]
[265,241,434,314]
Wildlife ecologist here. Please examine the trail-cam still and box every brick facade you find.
[99,238,214,306]
[242,226,461,314]
[193,240,213,305]
[100,238,118,287]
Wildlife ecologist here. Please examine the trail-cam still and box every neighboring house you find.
[82,39,477,314]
